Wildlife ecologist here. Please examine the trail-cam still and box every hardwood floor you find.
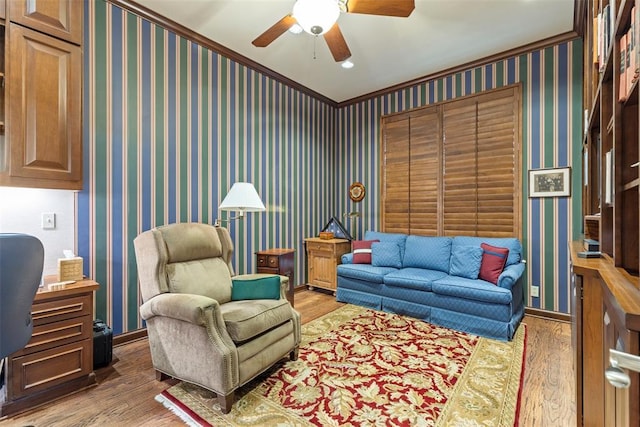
[1,289,574,426]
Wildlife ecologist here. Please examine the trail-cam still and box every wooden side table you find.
[256,248,295,307]
[0,277,99,417]
[304,237,351,295]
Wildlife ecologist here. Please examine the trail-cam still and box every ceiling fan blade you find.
[346,0,415,17]
[252,15,297,47]
[323,23,351,62]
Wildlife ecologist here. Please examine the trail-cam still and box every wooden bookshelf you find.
[584,0,640,273]
[577,0,640,425]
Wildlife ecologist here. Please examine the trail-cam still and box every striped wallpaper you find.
[79,0,582,334]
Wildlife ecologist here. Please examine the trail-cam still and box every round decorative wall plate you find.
[349,182,365,202]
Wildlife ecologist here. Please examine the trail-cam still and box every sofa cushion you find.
[371,241,403,268]
[220,298,293,342]
[231,276,280,300]
[383,268,448,291]
[452,236,522,267]
[402,236,452,272]
[352,239,379,264]
[337,264,398,283]
[431,276,512,305]
[479,243,509,285]
[449,245,483,279]
[364,231,408,257]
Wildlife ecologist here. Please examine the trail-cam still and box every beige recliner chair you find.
[133,222,300,413]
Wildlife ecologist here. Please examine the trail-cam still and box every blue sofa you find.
[336,231,525,341]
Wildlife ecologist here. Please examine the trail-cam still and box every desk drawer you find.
[16,315,92,356]
[257,254,280,268]
[307,242,334,253]
[8,338,93,400]
[31,294,93,326]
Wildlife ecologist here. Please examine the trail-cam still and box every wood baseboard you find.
[525,307,571,323]
[113,329,147,347]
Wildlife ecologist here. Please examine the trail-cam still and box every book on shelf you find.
[632,7,638,82]
[636,3,640,77]
[628,12,635,95]
[584,238,600,252]
[619,33,627,102]
[577,251,601,259]
[596,4,615,72]
[605,149,613,205]
[594,15,599,65]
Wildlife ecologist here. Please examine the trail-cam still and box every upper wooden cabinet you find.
[8,0,83,45]
[0,0,83,190]
[5,23,81,187]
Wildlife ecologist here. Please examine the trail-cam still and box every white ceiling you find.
[133,0,576,103]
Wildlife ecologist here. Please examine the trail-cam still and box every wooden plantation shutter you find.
[409,107,440,236]
[380,85,521,239]
[382,116,410,233]
[476,90,520,236]
[442,99,478,236]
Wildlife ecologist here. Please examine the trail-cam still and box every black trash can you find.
[93,319,113,369]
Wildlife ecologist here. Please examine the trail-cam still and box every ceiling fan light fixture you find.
[289,23,303,34]
[293,0,340,36]
[341,59,354,69]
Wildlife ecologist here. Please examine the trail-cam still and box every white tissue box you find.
[57,257,83,281]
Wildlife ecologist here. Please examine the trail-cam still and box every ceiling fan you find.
[251,0,415,62]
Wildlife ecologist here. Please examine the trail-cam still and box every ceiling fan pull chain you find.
[313,35,317,60]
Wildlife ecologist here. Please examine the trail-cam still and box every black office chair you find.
[0,233,44,359]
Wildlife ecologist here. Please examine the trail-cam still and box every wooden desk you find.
[256,249,295,306]
[0,277,99,417]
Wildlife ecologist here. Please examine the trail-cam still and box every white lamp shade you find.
[293,0,340,35]
[218,182,266,212]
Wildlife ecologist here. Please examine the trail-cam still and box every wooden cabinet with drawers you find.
[304,238,351,294]
[256,248,295,306]
[0,278,99,417]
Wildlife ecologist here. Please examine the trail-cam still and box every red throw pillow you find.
[479,243,509,285]
[352,240,380,264]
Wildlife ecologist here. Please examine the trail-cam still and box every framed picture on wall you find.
[529,167,571,198]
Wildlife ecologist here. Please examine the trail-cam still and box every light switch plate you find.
[41,212,56,229]
[530,285,539,298]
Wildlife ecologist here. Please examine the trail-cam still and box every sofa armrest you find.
[341,253,354,264]
[140,293,219,325]
[497,262,525,290]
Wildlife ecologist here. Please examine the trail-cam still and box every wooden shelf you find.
[623,178,640,191]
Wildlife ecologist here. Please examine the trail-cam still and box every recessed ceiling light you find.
[289,24,303,34]
[341,59,354,69]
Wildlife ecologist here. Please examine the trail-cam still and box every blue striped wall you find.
[80,1,337,333]
[80,1,582,334]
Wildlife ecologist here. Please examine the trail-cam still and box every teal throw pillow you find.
[231,276,281,300]
[371,242,403,268]
[449,245,483,279]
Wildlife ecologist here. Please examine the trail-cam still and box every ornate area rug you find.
[156,304,526,426]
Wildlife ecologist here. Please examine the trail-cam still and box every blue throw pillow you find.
[231,276,281,300]
[449,245,483,279]
[403,236,453,272]
[371,242,403,268]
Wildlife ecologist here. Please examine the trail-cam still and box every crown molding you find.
[338,30,580,107]
[105,0,581,110]
[106,0,337,107]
